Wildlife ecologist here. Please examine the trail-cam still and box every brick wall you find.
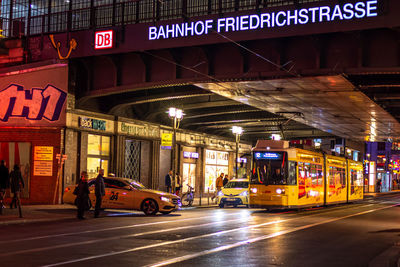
[0,127,62,204]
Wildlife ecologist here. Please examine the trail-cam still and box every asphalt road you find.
[1,196,400,267]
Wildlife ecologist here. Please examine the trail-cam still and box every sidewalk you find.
[0,198,218,226]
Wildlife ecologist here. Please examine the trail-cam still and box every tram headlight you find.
[276,188,285,194]
[250,188,257,194]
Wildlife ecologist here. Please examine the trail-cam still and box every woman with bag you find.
[74,171,90,220]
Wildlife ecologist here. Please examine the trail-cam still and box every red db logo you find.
[95,30,113,49]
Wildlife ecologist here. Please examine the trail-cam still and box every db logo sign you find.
[95,30,113,49]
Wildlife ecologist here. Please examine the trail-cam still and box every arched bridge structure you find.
[17,0,400,142]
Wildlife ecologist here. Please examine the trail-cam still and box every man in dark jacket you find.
[165,170,172,193]
[94,169,105,218]
[0,160,9,210]
[223,174,229,187]
[9,164,24,209]
[75,171,90,220]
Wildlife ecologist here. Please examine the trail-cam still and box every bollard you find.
[207,188,209,206]
[17,193,22,218]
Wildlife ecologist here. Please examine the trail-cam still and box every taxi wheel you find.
[141,199,159,216]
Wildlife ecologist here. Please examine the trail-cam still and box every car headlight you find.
[217,191,224,196]
[276,188,285,194]
[239,191,248,196]
[160,196,170,202]
[250,188,257,194]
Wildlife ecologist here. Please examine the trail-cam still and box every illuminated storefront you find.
[181,148,198,194]
[205,150,229,193]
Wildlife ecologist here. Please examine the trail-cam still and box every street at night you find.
[1,195,400,267]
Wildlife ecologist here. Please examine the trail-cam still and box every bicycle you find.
[181,184,194,207]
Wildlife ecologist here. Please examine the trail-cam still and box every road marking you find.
[40,203,393,267]
[0,211,246,244]
[41,218,289,267]
[146,204,399,267]
[0,217,249,257]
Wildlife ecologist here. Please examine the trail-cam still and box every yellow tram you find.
[249,140,363,209]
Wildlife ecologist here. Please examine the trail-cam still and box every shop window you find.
[87,134,110,178]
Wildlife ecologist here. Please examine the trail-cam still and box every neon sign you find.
[183,151,199,159]
[149,0,378,40]
[0,84,66,122]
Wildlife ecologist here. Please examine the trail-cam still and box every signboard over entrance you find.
[149,0,378,40]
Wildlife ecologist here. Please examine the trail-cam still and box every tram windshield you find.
[251,151,288,185]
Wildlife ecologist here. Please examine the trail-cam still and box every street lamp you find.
[168,107,183,193]
[232,126,243,179]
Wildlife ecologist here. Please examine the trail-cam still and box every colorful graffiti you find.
[0,84,67,122]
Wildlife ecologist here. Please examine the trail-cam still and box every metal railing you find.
[0,0,326,38]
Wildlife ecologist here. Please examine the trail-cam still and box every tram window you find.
[288,161,297,185]
[311,164,323,186]
[252,152,288,185]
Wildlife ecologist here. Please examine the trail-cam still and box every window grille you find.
[125,140,141,180]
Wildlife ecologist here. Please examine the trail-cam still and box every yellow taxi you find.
[217,179,250,208]
[63,177,181,215]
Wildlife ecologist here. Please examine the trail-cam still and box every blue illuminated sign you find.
[254,152,282,160]
[149,0,378,40]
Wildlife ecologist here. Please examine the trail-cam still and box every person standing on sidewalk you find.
[0,160,9,211]
[165,170,173,193]
[9,165,24,210]
[223,174,229,187]
[94,169,105,218]
[212,173,224,201]
[75,171,90,220]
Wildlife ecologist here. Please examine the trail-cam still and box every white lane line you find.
[2,204,373,257]
[0,211,246,244]
[146,203,399,267]
[41,218,289,267]
[0,217,248,257]
[41,203,398,267]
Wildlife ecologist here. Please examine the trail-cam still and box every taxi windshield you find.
[224,181,249,188]
[129,180,146,190]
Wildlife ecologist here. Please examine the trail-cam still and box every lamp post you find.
[232,126,243,179]
[168,107,183,194]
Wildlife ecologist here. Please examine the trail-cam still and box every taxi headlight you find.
[250,188,257,194]
[276,188,285,194]
[217,191,224,196]
[239,191,248,196]
[160,196,170,202]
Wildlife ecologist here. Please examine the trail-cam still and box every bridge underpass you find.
[73,29,400,144]
[12,0,395,144]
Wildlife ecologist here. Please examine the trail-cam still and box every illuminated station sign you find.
[95,30,114,49]
[148,0,378,40]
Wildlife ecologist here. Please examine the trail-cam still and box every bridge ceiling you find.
[195,75,400,142]
[77,83,329,142]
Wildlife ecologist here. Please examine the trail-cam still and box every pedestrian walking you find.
[9,164,24,211]
[94,169,105,218]
[212,173,224,201]
[165,170,173,193]
[0,160,9,212]
[223,174,229,187]
[74,171,90,220]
